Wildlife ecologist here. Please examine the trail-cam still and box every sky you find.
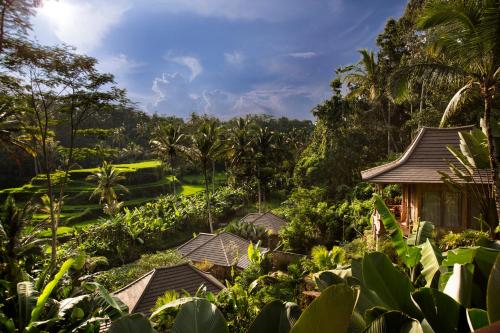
[32,0,407,120]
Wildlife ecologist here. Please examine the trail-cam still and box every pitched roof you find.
[113,263,225,315]
[177,232,267,269]
[240,211,287,234]
[361,126,491,184]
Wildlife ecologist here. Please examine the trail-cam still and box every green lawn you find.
[179,184,205,196]
[1,161,228,230]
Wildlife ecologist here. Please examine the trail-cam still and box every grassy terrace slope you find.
[0,160,226,233]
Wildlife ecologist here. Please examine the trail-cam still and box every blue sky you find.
[32,0,406,120]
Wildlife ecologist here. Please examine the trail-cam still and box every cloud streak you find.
[288,52,317,59]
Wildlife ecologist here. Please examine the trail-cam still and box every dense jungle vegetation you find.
[1,0,500,332]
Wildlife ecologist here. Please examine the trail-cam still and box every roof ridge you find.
[420,125,474,130]
[187,264,226,290]
[130,269,158,313]
[179,233,216,257]
[218,236,231,266]
[112,269,155,295]
[219,231,253,244]
[361,127,427,180]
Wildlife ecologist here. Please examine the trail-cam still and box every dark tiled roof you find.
[240,211,287,234]
[178,232,267,269]
[361,126,491,184]
[113,263,225,316]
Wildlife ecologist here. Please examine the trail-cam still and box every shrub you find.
[68,186,246,265]
[93,250,184,291]
[438,230,490,251]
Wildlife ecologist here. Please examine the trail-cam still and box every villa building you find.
[361,126,491,232]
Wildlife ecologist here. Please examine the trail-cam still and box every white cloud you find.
[149,72,202,117]
[147,70,322,120]
[34,0,130,52]
[288,52,317,59]
[164,54,203,81]
[224,51,245,66]
[97,53,143,86]
[98,53,143,75]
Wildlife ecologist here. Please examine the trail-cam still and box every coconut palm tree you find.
[181,120,224,232]
[86,161,128,216]
[342,49,380,101]
[392,0,500,222]
[150,124,185,196]
[251,126,275,212]
[227,117,253,183]
[342,49,393,155]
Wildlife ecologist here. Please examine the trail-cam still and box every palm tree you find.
[0,108,33,155]
[342,49,380,101]
[0,197,45,287]
[150,124,185,196]
[342,49,392,155]
[227,117,253,183]
[392,0,500,222]
[251,127,275,212]
[86,161,128,216]
[181,120,224,232]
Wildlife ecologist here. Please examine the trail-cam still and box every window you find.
[443,191,460,227]
[420,189,461,227]
[421,191,441,224]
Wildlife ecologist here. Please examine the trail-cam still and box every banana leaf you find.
[419,240,443,288]
[290,284,358,333]
[373,194,420,268]
[248,300,301,333]
[362,252,421,320]
[172,298,228,333]
[487,252,500,323]
[362,311,423,333]
[411,288,468,333]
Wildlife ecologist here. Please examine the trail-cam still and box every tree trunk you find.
[203,165,213,233]
[212,160,216,194]
[419,80,425,128]
[170,156,177,197]
[387,102,391,156]
[483,92,500,235]
[257,167,262,213]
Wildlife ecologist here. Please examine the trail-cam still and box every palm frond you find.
[440,82,474,127]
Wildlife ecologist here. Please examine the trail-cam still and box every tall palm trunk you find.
[203,164,213,233]
[257,165,262,213]
[483,91,500,233]
[212,160,216,194]
[170,155,177,197]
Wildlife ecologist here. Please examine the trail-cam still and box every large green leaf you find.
[373,194,420,268]
[351,259,384,314]
[109,313,156,333]
[442,246,499,308]
[362,252,421,319]
[443,264,474,307]
[487,252,500,323]
[362,311,423,333]
[411,288,468,333]
[419,240,443,287]
[314,271,346,291]
[150,297,195,320]
[29,258,75,325]
[467,309,489,331]
[85,282,128,318]
[172,298,228,333]
[407,222,434,246]
[248,300,301,333]
[290,284,358,333]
